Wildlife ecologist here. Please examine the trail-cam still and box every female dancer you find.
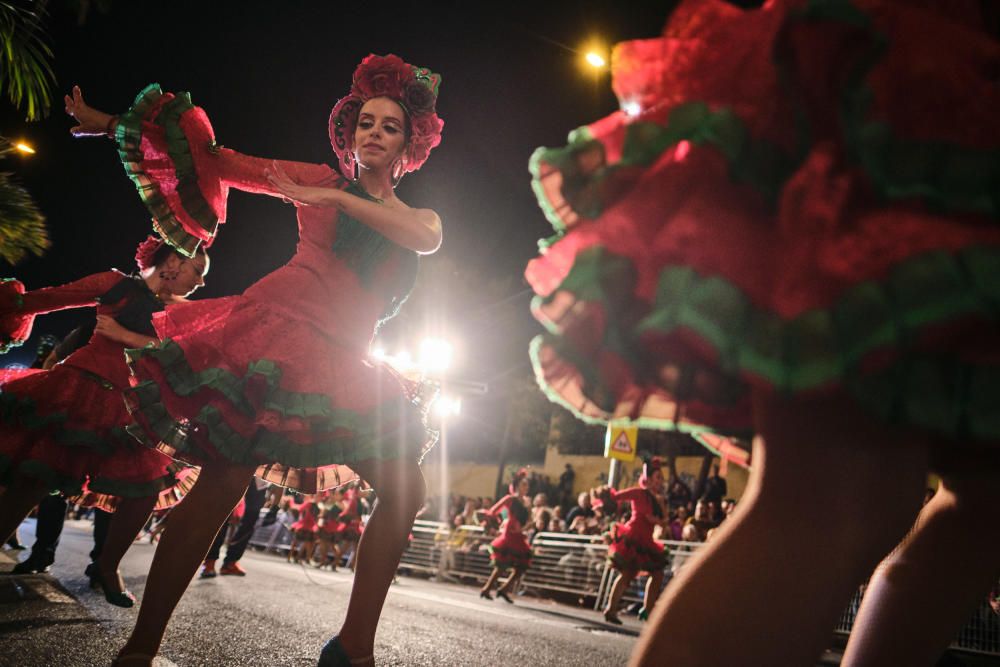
[287,495,319,564]
[315,489,343,570]
[337,482,365,571]
[601,458,668,624]
[480,469,532,603]
[523,1,1000,664]
[66,52,444,666]
[0,236,207,606]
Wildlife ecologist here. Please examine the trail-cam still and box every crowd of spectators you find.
[421,463,738,549]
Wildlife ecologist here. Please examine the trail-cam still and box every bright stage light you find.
[370,347,386,361]
[419,338,453,373]
[14,142,35,155]
[434,395,461,418]
[585,52,606,68]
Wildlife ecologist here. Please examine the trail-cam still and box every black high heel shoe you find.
[85,563,136,608]
[317,636,373,666]
[496,590,514,604]
[479,589,493,600]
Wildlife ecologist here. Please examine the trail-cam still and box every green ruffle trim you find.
[536,244,1000,440]
[529,102,800,234]
[125,339,424,469]
[0,454,84,497]
[0,392,134,456]
[86,461,188,500]
[116,84,219,258]
[530,0,998,236]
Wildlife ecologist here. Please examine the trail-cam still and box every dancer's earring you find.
[391,156,406,188]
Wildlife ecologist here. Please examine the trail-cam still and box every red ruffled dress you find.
[606,487,668,574]
[336,487,363,540]
[486,494,532,570]
[0,272,195,511]
[290,499,319,539]
[112,85,435,492]
[525,0,1000,450]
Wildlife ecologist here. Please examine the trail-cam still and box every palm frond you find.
[0,170,50,264]
[0,2,56,121]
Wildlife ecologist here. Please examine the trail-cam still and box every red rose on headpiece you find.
[403,81,436,115]
[134,235,165,271]
[351,54,413,100]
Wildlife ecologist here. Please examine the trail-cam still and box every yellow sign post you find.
[604,423,638,463]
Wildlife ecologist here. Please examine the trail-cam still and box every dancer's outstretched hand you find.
[265,161,338,208]
[64,85,113,137]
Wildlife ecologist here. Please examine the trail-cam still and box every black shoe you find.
[479,589,493,600]
[85,563,136,608]
[317,636,373,666]
[8,559,49,575]
[497,590,514,604]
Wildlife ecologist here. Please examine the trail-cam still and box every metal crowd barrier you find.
[592,539,701,612]
[245,510,1000,657]
[835,582,1000,656]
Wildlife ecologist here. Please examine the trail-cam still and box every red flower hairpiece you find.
[135,235,165,271]
[329,54,444,176]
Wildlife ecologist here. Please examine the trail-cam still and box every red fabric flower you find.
[135,235,165,271]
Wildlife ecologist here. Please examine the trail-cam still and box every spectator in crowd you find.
[667,476,692,511]
[565,492,595,527]
[550,506,567,533]
[669,506,688,541]
[702,463,727,505]
[558,464,576,509]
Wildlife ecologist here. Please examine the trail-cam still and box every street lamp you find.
[584,51,606,68]
[0,136,36,157]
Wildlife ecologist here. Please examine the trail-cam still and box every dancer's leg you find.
[843,457,1000,665]
[630,393,931,666]
[604,571,635,620]
[95,495,157,595]
[117,464,253,658]
[336,457,425,660]
[0,476,49,546]
[481,567,501,594]
[497,567,523,596]
[643,570,664,612]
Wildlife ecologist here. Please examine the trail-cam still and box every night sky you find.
[0,0,681,459]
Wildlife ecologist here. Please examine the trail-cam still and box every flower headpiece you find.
[639,456,664,489]
[509,467,530,495]
[135,235,166,271]
[329,54,444,177]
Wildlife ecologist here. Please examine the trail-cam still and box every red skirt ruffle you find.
[607,522,668,574]
[0,362,192,507]
[124,294,434,493]
[525,0,1000,443]
[489,531,532,570]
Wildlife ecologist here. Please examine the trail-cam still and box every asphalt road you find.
[0,518,638,666]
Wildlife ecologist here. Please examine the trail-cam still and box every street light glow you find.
[14,142,35,155]
[585,52,606,68]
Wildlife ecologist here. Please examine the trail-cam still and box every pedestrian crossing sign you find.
[604,423,637,462]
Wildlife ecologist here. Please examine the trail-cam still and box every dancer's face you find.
[354,97,407,171]
[517,478,530,495]
[160,252,209,297]
[649,469,664,493]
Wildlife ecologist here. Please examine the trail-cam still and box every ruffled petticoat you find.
[525,0,1000,451]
